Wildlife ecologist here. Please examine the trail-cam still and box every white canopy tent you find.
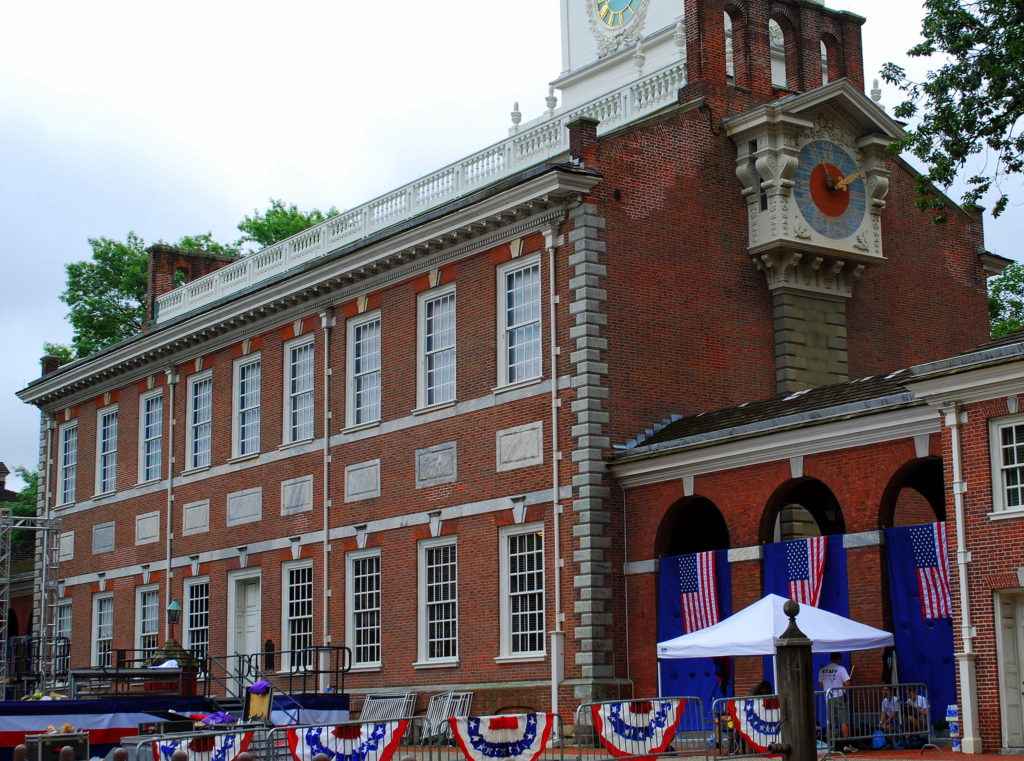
[657,593,894,659]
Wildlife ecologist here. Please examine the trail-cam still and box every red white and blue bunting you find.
[590,700,686,761]
[287,720,410,761]
[726,698,781,754]
[448,713,555,761]
[152,731,254,761]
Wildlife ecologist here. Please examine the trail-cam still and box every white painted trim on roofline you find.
[905,359,1024,407]
[612,405,940,488]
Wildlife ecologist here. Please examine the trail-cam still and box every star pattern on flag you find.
[909,522,952,620]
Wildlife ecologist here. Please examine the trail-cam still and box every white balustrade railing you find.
[154,60,688,323]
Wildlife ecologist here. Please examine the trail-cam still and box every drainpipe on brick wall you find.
[546,226,565,725]
[320,309,334,686]
[39,416,54,643]
[947,404,981,753]
[164,368,178,642]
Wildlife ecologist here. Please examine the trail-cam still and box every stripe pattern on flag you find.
[286,721,409,761]
[590,699,687,761]
[678,552,720,633]
[909,522,952,620]
[448,713,554,761]
[153,731,253,761]
[785,536,827,607]
[726,698,781,754]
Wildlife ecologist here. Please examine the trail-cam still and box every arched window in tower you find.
[769,19,787,88]
[820,40,829,85]
[724,12,735,85]
[173,267,189,288]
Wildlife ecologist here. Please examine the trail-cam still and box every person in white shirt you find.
[904,685,929,735]
[819,652,852,749]
[878,686,901,734]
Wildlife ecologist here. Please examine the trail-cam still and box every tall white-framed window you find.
[58,421,78,506]
[55,599,72,678]
[418,287,456,408]
[418,537,458,663]
[138,390,163,483]
[497,256,542,386]
[284,337,315,443]
[188,371,213,470]
[95,405,118,494]
[991,417,1024,514]
[346,549,381,668]
[136,585,160,658]
[283,561,314,670]
[93,592,114,667]
[233,354,261,458]
[347,312,381,426]
[499,523,545,658]
[185,577,210,663]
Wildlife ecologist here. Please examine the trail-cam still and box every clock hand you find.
[820,163,836,189]
[834,168,863,191]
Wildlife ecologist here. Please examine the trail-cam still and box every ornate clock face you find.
[793,139,867,240]
[595,0,638,27]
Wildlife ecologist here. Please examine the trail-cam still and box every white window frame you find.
[188,370,213,470]
[233,354,262,458]
[283,336,315,444]
[93,592,114,667]
[498,522,546,659]
[417,537,458,665]
[417,285,457,409]
[136,585,160,658]
[990,416,1024,516]
[57,421,78,506]
[185,576,210,663]
[347,311,382,427]
[95,405,118,495]
[497,255,543,388]
[55,599,72,679]
[282,560,315,670]
[346,548,382,669]
[138,389,163,484]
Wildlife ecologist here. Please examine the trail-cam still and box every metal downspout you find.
[321,309,334,686]
[947,404,980,753]
[164,368,177,642]
[546,227,565,722]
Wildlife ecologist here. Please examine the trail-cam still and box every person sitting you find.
[903,685,929,744]
[877,686,901,748]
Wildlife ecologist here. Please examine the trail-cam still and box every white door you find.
[999,595,1024,746]
[235,578,261,655]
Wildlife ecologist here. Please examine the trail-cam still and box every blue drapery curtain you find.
[762,534,849,689]
[657,549,733,709]
[883,522,955,718]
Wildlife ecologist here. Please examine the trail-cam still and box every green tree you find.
[236,199,339,252]
[882,0,1024,217]
[989,261,1024,338]
[10,467,38,547]
[42,342,74,366]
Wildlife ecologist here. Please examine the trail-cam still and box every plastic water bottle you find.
[946,704,960,752]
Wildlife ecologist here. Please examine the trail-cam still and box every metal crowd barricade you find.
[265,716,428,761]
[575,697,707,761]
[710,695,781,758]
[433,714,564,761]
[820,682,940,757]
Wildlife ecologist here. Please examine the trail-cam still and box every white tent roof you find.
[657,593,894,658]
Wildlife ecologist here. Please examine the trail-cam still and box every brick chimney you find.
[146,245,236,325]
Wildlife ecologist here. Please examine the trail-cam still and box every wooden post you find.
[775,599,816,761]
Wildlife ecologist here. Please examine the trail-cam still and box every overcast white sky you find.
[1,1,1019,491]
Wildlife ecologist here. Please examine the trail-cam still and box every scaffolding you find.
[0,508,62,693]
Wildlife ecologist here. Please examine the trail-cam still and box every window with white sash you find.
[136,586,160,658]
[96,405,118,494]
[347,549,381,667]
[283,561,314,669]
[419,538,458,663]
[139,390,163,483]
[234,355,261,457]
[185,577,210,663]
[188,371,213,469]
[418,287,456,407]
[498,257,542,386]
[93,593,113,667]
[285,338,314,443]
[58,422,78,505]
[347,312,381,426]
[499,523,545,658]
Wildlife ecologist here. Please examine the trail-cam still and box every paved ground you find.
[823,750,1022,760]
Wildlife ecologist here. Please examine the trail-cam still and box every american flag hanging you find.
[785,536,827,607]
[678,551,720,633]
[910,522,952,620]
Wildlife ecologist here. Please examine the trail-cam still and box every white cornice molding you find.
[905,356,1024,407]
[19,169,599,409]
[612,404,939,488]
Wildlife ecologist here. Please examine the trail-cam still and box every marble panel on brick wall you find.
[345,459,381,502]
[135,510,160,545]
[92,521,115,554]
[183,499,210,535]
[496,421,544,471]
[227,487,262,526]
[416,441,457,488]
[58,530,74,561]
[282,474,313,515]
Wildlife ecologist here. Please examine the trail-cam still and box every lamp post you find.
[166,599,182,644]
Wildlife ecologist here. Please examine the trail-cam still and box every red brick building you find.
[12,0,1001,744]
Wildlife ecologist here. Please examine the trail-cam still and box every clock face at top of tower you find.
[595,0,638,27]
